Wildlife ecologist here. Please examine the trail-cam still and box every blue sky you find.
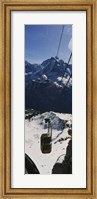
[25,25,72,64]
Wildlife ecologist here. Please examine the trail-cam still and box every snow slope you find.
[25,111,72,174]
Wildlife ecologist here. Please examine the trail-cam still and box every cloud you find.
[68,38,72,51]
[63,25,72,35]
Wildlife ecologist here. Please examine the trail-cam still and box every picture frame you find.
[0,0,97,198]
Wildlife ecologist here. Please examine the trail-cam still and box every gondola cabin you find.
[41,118,52,154]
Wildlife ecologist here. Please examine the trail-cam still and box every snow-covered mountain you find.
[25,57,72,113]
[25,110,72,174]
[25,60,44,73]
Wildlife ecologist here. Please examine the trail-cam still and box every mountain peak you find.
[25,57,72,113]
